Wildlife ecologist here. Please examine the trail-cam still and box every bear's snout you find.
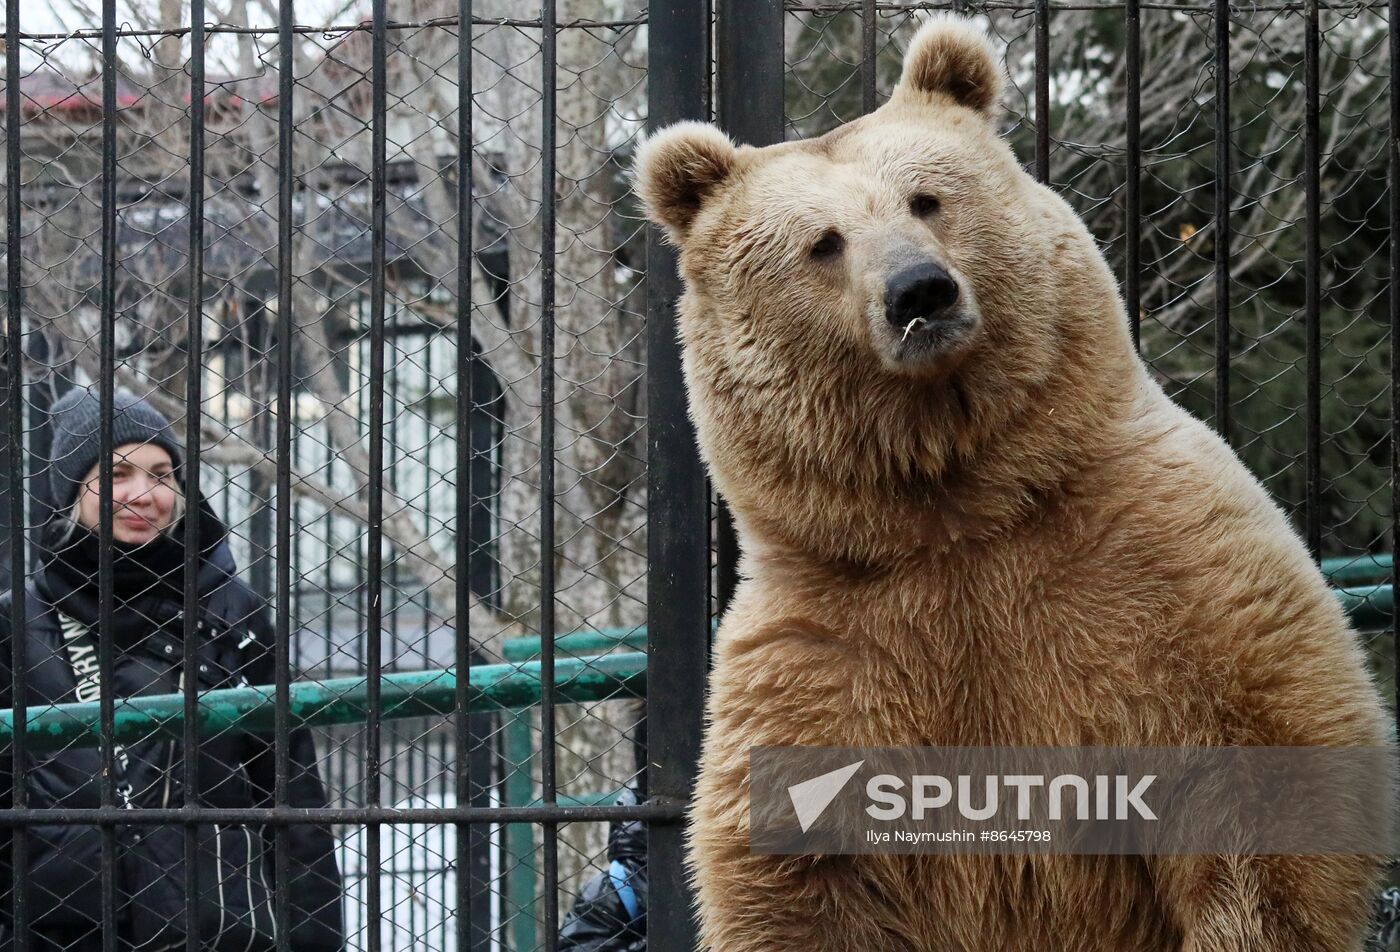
[884,262,960,330]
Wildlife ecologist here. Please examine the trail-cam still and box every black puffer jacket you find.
[0,517,344,951]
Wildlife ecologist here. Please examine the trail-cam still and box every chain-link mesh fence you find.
[1,0,1398,950]
[2,4,658,951]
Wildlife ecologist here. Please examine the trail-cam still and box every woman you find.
[0,387,345,951]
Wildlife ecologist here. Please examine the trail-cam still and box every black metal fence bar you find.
[98,4,120,949]
[0,802,687,826]
[366,2,388,949]
[715,0,782,617]
[182,4,207,952]
[1214,0,1232,440]
[717,0,784,200]
[1391,0,1400,736]
[274,0,296,947]
[646,2,712,950]
[3,0,26,947]
[862,0,879,114]
[715,496,740,615]
[1035,0,1050,182]
[1124,0,1141,352]
[453,2,474,951]
[540,1,561,949]
[1304,0,1322,563]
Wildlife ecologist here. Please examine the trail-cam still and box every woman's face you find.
[76,442,179,545]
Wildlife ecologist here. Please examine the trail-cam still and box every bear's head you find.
[635,15,1144,568]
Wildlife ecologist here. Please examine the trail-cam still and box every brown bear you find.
[634,14,1392,952]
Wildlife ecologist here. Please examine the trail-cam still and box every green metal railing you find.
[1323,554,1393,587]
[0,651,647,751]
[1336,584,1394,630]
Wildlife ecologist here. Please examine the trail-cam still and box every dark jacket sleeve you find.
[239,605,346,952]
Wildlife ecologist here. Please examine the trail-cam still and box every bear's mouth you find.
[891,310,979,365]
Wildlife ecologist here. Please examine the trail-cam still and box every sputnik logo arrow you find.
[787,760,865,833]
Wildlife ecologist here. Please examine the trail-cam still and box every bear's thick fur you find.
[635,15,1392,951]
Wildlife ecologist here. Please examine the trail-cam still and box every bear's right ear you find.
[633,122,737,241]
[894,14,1005,118]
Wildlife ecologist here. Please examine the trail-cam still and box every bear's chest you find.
[835,571,1205,747]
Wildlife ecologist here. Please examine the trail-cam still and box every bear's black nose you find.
[885,262,960,329]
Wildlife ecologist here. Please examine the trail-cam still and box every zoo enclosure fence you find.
[2,0,1400,950]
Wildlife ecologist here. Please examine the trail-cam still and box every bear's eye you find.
[910,193,941,218]
[810,230,845,260]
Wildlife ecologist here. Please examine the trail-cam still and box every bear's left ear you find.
[633,122,738,241]
[894,14,1005,119]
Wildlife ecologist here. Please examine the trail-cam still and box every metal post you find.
[860,0,877,116]
[715,0,782,617]
[1034,0,1050,184]
[1389,0,1399,738]
[183,4,207,950]
[23,335,49,565]
[453,5,495,952]
[4,2,29,947]
[249,301,275,603]
[534,0,557,946]
[1303,0,1321,562]
[1124,0,1141,353]
[540,1,560,947]
[0,353,13,598]
[1214,0,1232,441]
[98,6,119,949]
[274,2,295,947]
[645,0,711,949]
[366,4,387,951]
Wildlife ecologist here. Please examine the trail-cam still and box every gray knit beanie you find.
[46,387,184,514]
